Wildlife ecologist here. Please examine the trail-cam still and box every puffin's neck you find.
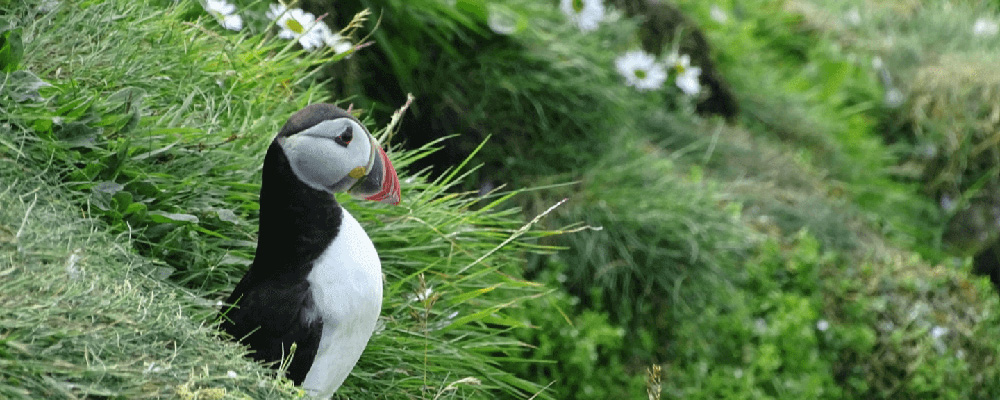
[253,143,343,276]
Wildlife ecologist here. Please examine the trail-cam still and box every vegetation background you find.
[3,0,1000,399]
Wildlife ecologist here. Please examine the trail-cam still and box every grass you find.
[330,0,1000,397]
[3,0,565,398]
[783,0,1000,255]
[0,164,301,399]
[6,0,1000,398]
[673,0,943,256]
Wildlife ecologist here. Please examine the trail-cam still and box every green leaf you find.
[123,202,147,217]
[4,70,52,102]
[112,191,134,212]
[149,211,199,224]
[100,87,146,134]
[0,19,23,72]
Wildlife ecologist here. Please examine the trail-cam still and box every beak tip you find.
[363,147,402,206]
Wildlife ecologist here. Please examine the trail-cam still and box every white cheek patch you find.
[278,119,374,192]
[280,135,354,191]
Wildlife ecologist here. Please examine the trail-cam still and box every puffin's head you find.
[275,103,401,205]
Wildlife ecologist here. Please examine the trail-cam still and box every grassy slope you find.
[3,0,558,398]
[785,0,1000,255]
[473,0,1000,397]
[0,167,301,399]
[656,1,1000,397]
[5,0,1000,398]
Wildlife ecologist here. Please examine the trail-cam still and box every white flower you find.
[314,23,354,54]
[667,53,702,96]
[226,370,238,378]
[940,194,956,212]
[267,4,324,50]
[559,0,605,32]
[871,56,884,70]
[203,0,243,31]
[931,325,948,340]
[816,319,830,331]
[410,287,434,302]
[973,17,999,37]
[753,318,767,334]
[710,5,728,24]
[615,50,667,91]
[38,0,59,12]
[844,7,861,26]
[884,87,904,108]
[488,4,520,35]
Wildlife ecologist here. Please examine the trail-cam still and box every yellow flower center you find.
[634,69,647,79]
[572,0,584,13]
[285,19,305,34]
[675,64,686,74]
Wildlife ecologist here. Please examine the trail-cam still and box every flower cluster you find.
[973,17,999,37]
[614,49,702,95]
[666,52,702,96]
[552,0,703,97]
[267,3,352,53]
[204,0,243,31]
[198,1,353,54]
[615,51,667,92]
[560,0,605,32]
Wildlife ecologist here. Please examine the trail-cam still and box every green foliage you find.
[6,0,1000,398]
[666,231,1000,399]
[328,0,1000,398]
[320,0,490,93]
[507,269,646,400]
[665,233,842,399]
[782,0,1000,255]
[0,17,23,72]
[837,252,1000,399]
[537,139,750,334]
[3,0,559,398]
[674,0,941,257]
[332,0,653,179]
[10,0,336,290]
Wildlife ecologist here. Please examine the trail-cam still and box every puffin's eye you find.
[335,126,353,146]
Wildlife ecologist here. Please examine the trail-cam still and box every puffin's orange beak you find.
[349,145,400,205]
[364,147,400,205]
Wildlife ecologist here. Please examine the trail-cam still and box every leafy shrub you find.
[666,232,1000,399]
[840,252,1000,399]
[664,233,843,399]
[507,268,647,400]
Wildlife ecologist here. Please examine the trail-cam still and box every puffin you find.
[219,103,400,398]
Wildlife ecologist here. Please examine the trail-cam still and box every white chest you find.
[302,209,383,399]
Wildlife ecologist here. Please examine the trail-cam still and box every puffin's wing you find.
[220,275,324,384]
